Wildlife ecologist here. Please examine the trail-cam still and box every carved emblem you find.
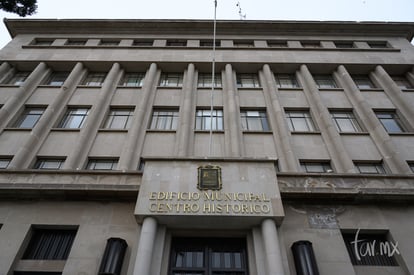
[197,165,222,190]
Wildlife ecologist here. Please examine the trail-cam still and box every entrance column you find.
[133,216,158,275]
[261,218,285,275]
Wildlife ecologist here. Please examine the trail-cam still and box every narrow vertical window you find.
[86,159,119,170]
[4,71,30,85]
[34,159,65,169]
[45,72,69,86]
[300,161,332,173]
[0,158,11,169]
[354,162,386,174]
[353,75,376,89]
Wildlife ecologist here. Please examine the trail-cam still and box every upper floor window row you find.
[28,38,394,50]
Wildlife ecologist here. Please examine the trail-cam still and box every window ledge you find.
[37,84,63,88]
[197,87,223,90]
[0,84,21,87]
[116,85,143,89]
[237,87,262,90]
[277,87,303,91]
[76,85,103,88]
[339,132,370,136]
[3,128,33,131]
[194,130,224,133]
[358,88,384,92]
[242,130,273,134]
[388,132,414,136]
[146,129,177,133]
[318,88,344,91]
[50,128,81,132]
[290,131,321,135]
[402,88,414,92]
[98,129,129,133]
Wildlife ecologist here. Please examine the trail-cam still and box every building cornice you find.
[4,18,414,40]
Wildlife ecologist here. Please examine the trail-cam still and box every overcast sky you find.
[0,0,414,47]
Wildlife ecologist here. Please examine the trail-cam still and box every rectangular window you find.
[159,73,183,87]
[103,108,134,129]
[285,110,316,132]
[119,73,144,87]
[314,75,338,89]
[150,110,179,130]
[58,108,89,129]
[34,159,65,170]
[66,39,87,46]
[198,73,222,88]
[234,40,254,47]
[86,159,118,170]
[353,76,376,89]
[354,162,386,174]
[300,161,332,173]
[169,238,248,275]
[367,41,389,48]
[375,111,405,133]
[0,158,11,169]
[330,111,362,132]
[45,72,69,86]
[4,71,30,85]
[392,76,413,90]
[408,162,414,173]
[196,109,223,131]
[342,231,398,266]
[13,108,45,128]
[240,110,270,131]
[200,40,220,47]
[99,40,120,46]
[275,74,300,88]
[267,40,288,48]
[236,74,260,88]
[334,41,354,48]
[23,228,77,260]
[301,41,321,48]
[132,40,153,46]
[81,72,106,86]
[33,39,54,46]
[166,40,187,47]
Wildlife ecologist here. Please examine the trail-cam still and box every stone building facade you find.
[0,19,413,275]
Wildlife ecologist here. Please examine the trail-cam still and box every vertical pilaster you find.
[133,217,158,275]
[64,63,123,170]
[0,62,50,131]
[118,63,159,170]
[176,63,196,156]
[406,67,414,86]
[9,62,86,169]
[334,65,411,174]
[260,65,299,172]
[371,65,414,129]
[261,219,285,275]
[298,65,356,173]
[223,64,243,157]
[0,62,12,82]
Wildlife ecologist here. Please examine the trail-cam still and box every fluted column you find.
[371,65,414,129]
[0,62,50,131]
[223,64,243,157]
[261,219,285,275]
[176,63,196,156]
[298,65,356,173]
[8,63,86,169]
[118,63,159,170]
[260,65,299,172]
[64,63,123,170]
[133,217,157,275]
[334,65,411,174]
